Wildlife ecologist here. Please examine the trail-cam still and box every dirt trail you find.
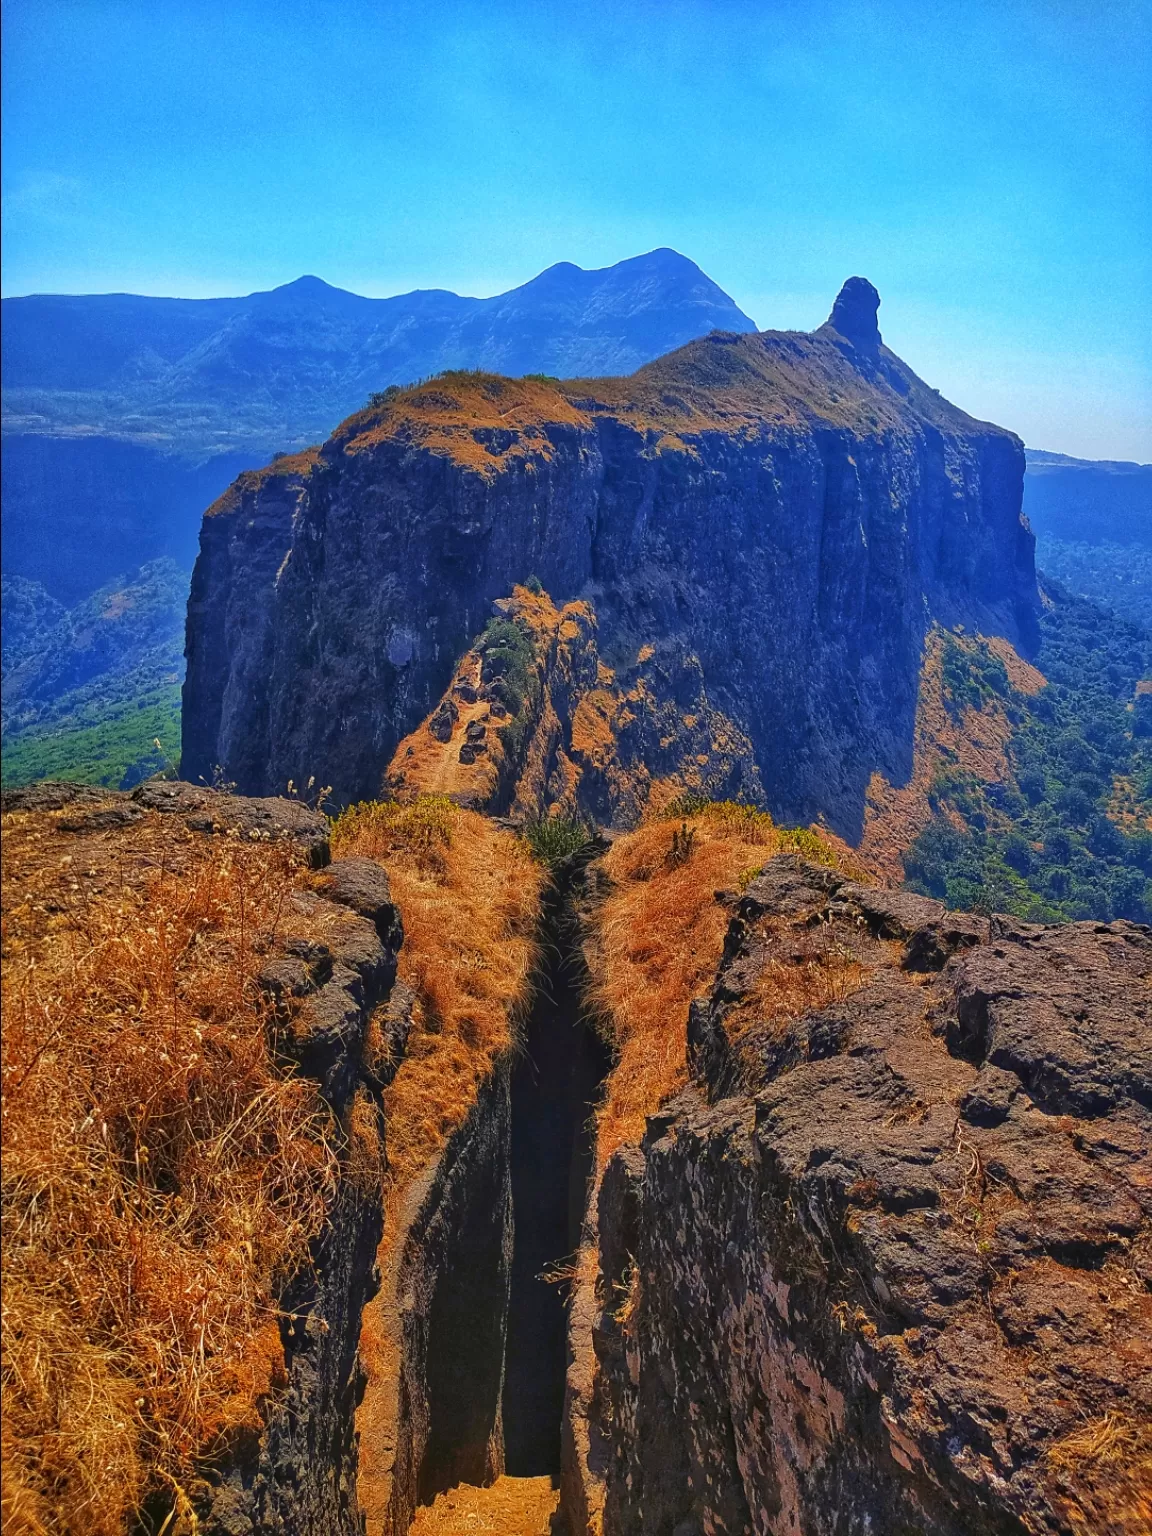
[408,1476,561,1534]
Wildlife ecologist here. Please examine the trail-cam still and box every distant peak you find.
[279,274,332,290]
[825,277,882,351]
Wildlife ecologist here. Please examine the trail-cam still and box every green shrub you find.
[367,386,401,408]
[523,815,594,869]
[477,616,536,716]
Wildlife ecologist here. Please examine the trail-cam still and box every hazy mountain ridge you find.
[2,249,756,457]
[0,249,756,611]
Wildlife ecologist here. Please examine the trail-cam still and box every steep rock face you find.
[567,857,1151,1535]
[183,282,1038,839]
[356,1063,515,1536]
[385,586,762,825]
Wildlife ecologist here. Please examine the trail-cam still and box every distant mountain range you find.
[3,248,755,460]
[1,249,755,603]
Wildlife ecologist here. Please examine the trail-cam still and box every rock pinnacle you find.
[826,277,882,351]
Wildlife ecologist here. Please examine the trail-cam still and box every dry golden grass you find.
[587,803,863,1166]
[408,1474,560,1535]
[722,931,868,1050]
[330,796,544,1194]
[1047,1413,1152,1535]
[1,815,337,1536]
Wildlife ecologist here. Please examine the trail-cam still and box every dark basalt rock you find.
[315,857,404,951]
[824,275,883,352]
[57,803,147,833]
[132,778,331,864]
[572,858,1152,1536]
[182,287,1038,838]
[1,780,112,814]
[428,698,458,742]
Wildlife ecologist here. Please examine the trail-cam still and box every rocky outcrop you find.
[0,777,334,864]
[385,586,762,825]
[568,856,1151,1534]
[184,845,404,1534]
[183,281,1038,838]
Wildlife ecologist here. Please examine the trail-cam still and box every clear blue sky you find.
[3,0,1149,459]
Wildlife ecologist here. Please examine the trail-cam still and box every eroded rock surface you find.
[183,283,1037,837]
[570,857,1152,1535]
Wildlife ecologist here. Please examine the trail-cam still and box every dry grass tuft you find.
[1,818,337,1535]
[588,805,861,1166]
[1047,1413,1152,1534]
[330,796,544,1194]
[723,929,867,1050]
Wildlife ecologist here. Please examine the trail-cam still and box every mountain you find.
[1023,448,1152,544]
[182,277,1038,837]
[0,250,755,606]
[1022,448,1152,626]
[2,251,754,453]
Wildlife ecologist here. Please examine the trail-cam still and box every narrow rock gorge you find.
[3,783,1148,1534]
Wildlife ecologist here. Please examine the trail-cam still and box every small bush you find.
[524,814,594,869]
[665,822,698,867]
[661,791,712,818]
[477,617,536,716]
[367,386,401,408]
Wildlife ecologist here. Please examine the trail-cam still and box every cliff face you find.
[568,856,1152,1535]
[183,280,1038,839]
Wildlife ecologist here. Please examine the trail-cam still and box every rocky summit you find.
[183,280,1038,837]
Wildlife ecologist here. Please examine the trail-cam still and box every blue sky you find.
[2,0,1149,459]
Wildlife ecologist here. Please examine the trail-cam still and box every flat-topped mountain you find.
[183,279,1038,836]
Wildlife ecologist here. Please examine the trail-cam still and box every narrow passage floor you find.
[409,1476,561,1535]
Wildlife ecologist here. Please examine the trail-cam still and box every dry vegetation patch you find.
[329,796,545,1195]
[587,801,864,1165]
[1,808,336,1535]
[722,927,869,1052]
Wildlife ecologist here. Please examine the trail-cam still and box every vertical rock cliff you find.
[183,280,1038,839]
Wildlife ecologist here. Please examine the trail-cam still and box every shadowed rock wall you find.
[183,283,1038,839]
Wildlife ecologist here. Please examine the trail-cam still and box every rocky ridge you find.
[183,278,1038,839]
[567,855,1152,1534]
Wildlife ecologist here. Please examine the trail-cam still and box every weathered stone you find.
[182,287,1038,841]
[132,779,331,864]
[57,803,146,833]
[568,857,1152,1536]
[316,857,403,951]
[1,780,117,814]
[428,699,458,742]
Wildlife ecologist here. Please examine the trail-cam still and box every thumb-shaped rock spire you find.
[826,277,882,351]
